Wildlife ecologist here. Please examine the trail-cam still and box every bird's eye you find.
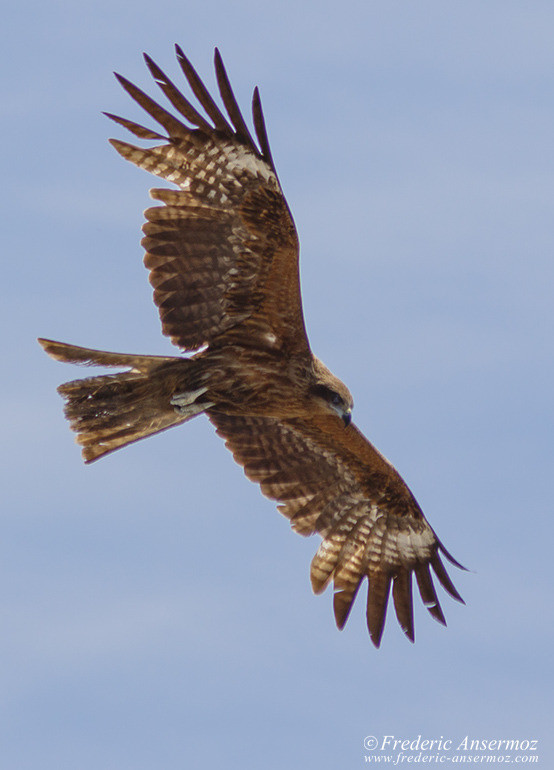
[312,383,343,405]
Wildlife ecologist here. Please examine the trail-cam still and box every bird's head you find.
[310,359,354,427]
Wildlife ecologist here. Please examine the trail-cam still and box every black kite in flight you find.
[39,47,465,647]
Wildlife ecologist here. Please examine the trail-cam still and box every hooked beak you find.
[341,410,352,428]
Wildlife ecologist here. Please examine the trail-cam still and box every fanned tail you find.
[38,338,204,463]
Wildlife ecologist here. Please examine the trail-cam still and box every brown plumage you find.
[39,46,465,647]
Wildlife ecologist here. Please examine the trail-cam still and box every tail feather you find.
[38,338,176,371]
[39,338,203,463]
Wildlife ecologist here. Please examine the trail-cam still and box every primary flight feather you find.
[39,46,465,647]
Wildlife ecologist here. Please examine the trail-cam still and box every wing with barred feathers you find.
[209,411,464,647]
[107,47,308,355]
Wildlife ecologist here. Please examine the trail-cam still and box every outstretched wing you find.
[108,47,308,355]
[210,411,464,647]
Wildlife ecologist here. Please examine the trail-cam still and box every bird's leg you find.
[170,386,214,417]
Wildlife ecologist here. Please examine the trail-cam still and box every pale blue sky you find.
[3,2,553,768]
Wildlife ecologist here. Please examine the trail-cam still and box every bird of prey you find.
[39,46,465,647]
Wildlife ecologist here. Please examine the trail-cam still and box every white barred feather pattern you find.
[210,412,464,647]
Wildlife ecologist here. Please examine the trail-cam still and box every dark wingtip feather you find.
[142,52,212,132]
[392,570,415,643]
[402,626,415,643]
[142,52,167,88]
[174,45,232,133]
[103,112,165,140]
[366,573,392,648]
[213,47,258,150]
[113,71,188,139]
[113,71,130,89]
[252,86,276,173]
[437,538,468,571]
[431,553,465,604]
[415,564,447,626]
[333,583,362,630]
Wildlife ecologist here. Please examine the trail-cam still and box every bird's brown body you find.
[39,46,464,647]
